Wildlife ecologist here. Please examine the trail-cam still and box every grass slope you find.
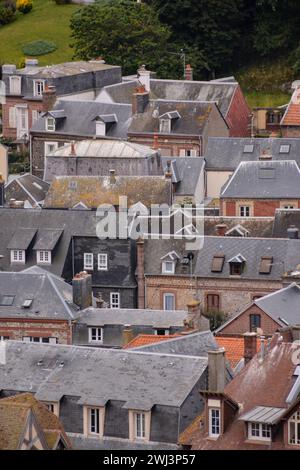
[0,0,79,66]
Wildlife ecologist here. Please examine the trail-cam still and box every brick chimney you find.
[132,84,149,114]
[243,332,257,365]
[208,348,226,393]
[185,64,193,81]
[95,293,104,309]
[0,174,5,207]
[137,64,151,92]
[152,134,159,151]
[215,224,227,236]
[72,271,93,310]
[184,299,201,330]
[122,324,134,346]
[136,238,145,309]
[42,84,57,113]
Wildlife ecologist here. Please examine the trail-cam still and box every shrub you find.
[22,40,57,56]
[0,2,16,25]
[53,0,71,4]
[16,0,32,14]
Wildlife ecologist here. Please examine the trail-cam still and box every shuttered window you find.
[9,107,16,128]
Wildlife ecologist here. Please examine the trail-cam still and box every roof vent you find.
[59,361,65,368]
[37,360,43,366]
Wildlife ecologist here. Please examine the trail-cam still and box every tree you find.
[70,0,174,76]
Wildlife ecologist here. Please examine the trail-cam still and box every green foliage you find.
[22,39,57,56]
[53,0,71,4]
[203,310,228,331]
[0,1,16,26]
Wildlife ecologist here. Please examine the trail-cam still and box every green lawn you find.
[245,91,291,109]
[0,0,80,66]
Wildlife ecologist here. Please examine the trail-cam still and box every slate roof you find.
[76,308,187,328]
[254,283,300,327]
[31,101,132,139]
[0,268,79,320]
[97,79,237,117]
[0,341,208,409]
[220,160,300,199]
[128,100,226,136]
[43,175,172,209]
[272,209,300,238]
[161,157,205,196]
[204,137,300,170]
[17,61,119,78]
[5,174,49,208]
[69,434,179,451]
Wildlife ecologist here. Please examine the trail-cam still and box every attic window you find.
[259,256,273,274]
[22,299,33,308]
[159,118,171,134]
[211,255,225,273]
[248,422,271,441]
[243,144,254,153]
[280,144,290,154]
[228,254,246,276]
[46,117,55,132]
[0,295,14,306]
[162,261,175,274]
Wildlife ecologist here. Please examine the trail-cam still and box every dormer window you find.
[248,422,271,441]
[94,114,117,137]
[228,254,246,276]
[209,408,221,438]
[10,249,25,264]
[46,117,55,132]
[37,250,51,265]
[161,251,179,274]
[159,118,171,134]
[129,410,151,441]
[33,80,45,97]
[289,410,300,446]
[9,76,21,95]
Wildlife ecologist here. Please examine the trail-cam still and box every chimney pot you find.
[215,224,227,237]
[137,64,151,92]
[185,299,201,330]
[42,85,56,113]
[132,85,149,114]
[136,238,145,309]
[185,64,193,81]
[243,332,257,365]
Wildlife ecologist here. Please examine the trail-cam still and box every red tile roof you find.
[215,337,262,369]
[123,334,179,349]
[281,90,300,126]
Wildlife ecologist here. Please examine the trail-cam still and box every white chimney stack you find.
[138,65,151,92]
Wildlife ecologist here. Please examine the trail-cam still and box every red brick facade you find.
[127,134,202,157]
[0,318,72,344]
[221,198,300,217]
[2,97,43,140]
[226,86,251,137]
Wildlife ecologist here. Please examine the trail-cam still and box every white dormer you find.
[161,251,180,274]
[159,111,181,134]
[46,117,55,132]
[94,114,118,137]
[9,76,21,95]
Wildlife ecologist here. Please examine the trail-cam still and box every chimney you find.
[42,84,57,113]
[122,324,134,346]
[0,174,5,207]
[185,64,193,81]
[215,224,227,237]
[287,225,299,239]
[136,238,145,309]
[243,332,257,365]
[259,149,272,160]
[96,293,104,309]
[69,141,76,157]
[208,348,226,393]
[109,169,116,184]
[152,134,159,151]
[184,299,201,330]
[72,271,93,310]
[132,84,149,114]
[137,64,151,92]
[165,160,172,179]
[258,335,266,363]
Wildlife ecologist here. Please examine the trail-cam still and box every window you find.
[280,144,290,154]
[0,295,14,306]
[289,410,300,446]
[186,149,198,157]
[250,314,261,332]
[84,253,94,270]
[32,110,41,124]
[207,294,220,311]
[33,80,45,97]
[0,336,9,341]
[240,206,251,217]
[162,260,175,274]
[46,403,55,413]
[155,329,169,336]
[163,293,175,310]
[88,327,103,344]
[248,422,271,441]
[37,250,51,265]
[46,117,55,132]
[22,299,33,308]
[159,118,171,134]
[23,336,57,344]
[9,107,16,128]
[259,256,273,274]
[230,262,242,276]
[98,253,108,271]
[89,408,100,435]
[211,255,225,273]
[243,144,254,153]
[135,412,146,439]
[44,141,58,155]
[283,204,295,210]
[209,408,220,438]
[110,292,120,309]
[10,250,25,264]
[9,76,21,95]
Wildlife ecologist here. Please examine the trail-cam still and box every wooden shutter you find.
[9,107,16,128]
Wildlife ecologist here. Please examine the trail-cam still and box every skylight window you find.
[22,299,33,308]
[279,144,290,154]
[243,144,254,153]
[0,295,15,306]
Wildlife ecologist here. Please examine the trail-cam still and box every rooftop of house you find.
[5,173,49,207]
[31,101,132,139]
[43,175,172,209]
[204,216,274,238]
[0,393,71,450]
[128,100,226,135]
[272,209,300,238]
[123,334,180,349]
[204,137,300,170]
[0,341,208,409]
[0,267,79,320]
[187,335,300,449]
[76,307,188,328]
[96,78,238,117]
[161,157,205,197]
[281,88,300,126]
[220,160,300,199]
[9,60,120,78]
[215,337,262,369]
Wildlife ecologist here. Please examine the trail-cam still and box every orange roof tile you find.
[281,102,300,126]
[123,334,179,349]
[216,337,262,368]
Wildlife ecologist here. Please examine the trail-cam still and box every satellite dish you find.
[152,109,159,119]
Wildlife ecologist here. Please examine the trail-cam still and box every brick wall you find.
[221,198,299,217]
[226,86,251,137]
[281,127,300,138]
[128,134,202,157]
[217,303,281,336]
[0,319,72,344]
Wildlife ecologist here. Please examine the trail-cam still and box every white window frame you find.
[46,117,56,132]
[129,410,151,441]
[83,406,105,438]
[9,76,21,95]
[240,205,251,217]
[163,293,175,311]
[248,422,271,441]
[98,253,108,271]
[159,118,171,134]
[37,250,51,265]
[209,408,221,438]
[44,141,58,155]
[154,329,170,336]
[9,107,17,128]
[110,292,120,309]
[135,412,146,439]
[33,80,45,97]
[162,260,175,274]
[288,410,300,446]
[84,253,94,270]
[88,327,103,344]
[10,249,25,264]
[22,336,57,344]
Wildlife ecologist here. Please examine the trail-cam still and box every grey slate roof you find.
[16,61,120,78]
[69,434,179,450]
[204,217,274,238]
[0,268,78,320]
[161,157,205,196]
[204,137,300,170]
[5,174,49,207]
[7,228,37,250]
[76,307,187,328]
[0,341,208,409]
[255,283,300,327]
[272,209,300,238]
[31,100,132,139]
[32,229,63,251]
[220,160,300,199]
